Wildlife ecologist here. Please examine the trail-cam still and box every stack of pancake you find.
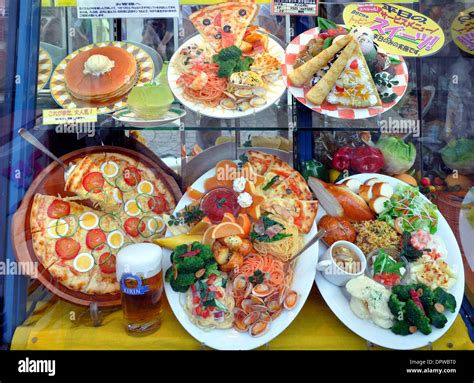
[64,46,138,105]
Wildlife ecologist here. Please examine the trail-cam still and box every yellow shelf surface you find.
[11,288,473,350]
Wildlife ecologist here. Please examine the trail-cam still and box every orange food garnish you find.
[241,181,265,221]
[211,222,244,239]
[222,212,236,223]
[237,213,251,236]
[186,187,203,201]
[189,217,213,235]
[215,160,238,182]
[202,225,216,247]
[204,176,233,191]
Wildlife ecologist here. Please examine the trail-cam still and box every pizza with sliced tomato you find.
[65,152,175,213]
[189,1,258,52]
[30,152,175,295]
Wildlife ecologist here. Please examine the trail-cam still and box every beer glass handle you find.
[90,302,103,327]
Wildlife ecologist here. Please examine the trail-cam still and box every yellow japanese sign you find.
[343,3,445,57]
[451,6,474,56]
[43,108,98,125]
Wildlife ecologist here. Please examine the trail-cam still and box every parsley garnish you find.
[249,269,265,285]
[168,205,204,226]
[216,198,227,209]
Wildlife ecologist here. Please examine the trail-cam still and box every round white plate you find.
[168,34,287,120]
[162,165,319,350]
[282,27,409,120]
[459,187,474,271]
[315,173,465,350]
[112,107,186,128]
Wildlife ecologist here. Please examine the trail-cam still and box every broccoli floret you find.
[174,272,196,286]
[391,320,411,336]
[216,46,242,62]
[388,294,406,320]
[234,56,254,72]
[170,277,191,293]
[178,256,205,273]
[171,244,189,263]
[413,283,434,309]
[405,299,432,335]
[433,287,456,313]
[427,307,448,329]
[191,242,213,262]
[204,262,220,278]
[392,284,413,301]
[217,60,237,78]
[165,267,174,283]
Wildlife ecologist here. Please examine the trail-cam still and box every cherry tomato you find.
[55,238,80,260]
[82,172,104,193]
[86,228,107,250]
[99,252,116,274]
[47,200,71,219]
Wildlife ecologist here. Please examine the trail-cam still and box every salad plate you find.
[315,173,464,350]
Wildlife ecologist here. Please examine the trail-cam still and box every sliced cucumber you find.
[98,213,121,233]
[56,214,79,238]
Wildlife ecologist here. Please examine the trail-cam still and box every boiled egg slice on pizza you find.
[137,180,154,195]
[107,230,124,249]
[113,188,123,204]
[79,212,99,230]
[124,199,141,216]
[73,253,94,273]
[47,219,69,238]
[100,161,119,178]
[148,216,165,234]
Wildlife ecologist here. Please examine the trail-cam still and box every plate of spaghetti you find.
[160,151,320,350]
[168,31,286,120]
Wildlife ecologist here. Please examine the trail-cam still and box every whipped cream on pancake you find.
[83,54,115,76]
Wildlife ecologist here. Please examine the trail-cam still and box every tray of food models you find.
[168,1,285,119]
[159,151,319,350]
[283,18,408,119]
[309,173,464,350]
[50,41,155,114]
[12,146,182,307]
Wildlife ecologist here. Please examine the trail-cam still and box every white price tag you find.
[272,0,318,16]
[77,0,179,19]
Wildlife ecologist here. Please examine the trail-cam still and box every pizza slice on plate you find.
[261,159,295,191]
[189,2,258,52]
[64,153,175,215]
[264,171,312,200]
[30,194,122,294]
[30,193,151,294]
[220,2,258,49]
[246,150,276,175]
[261,198,318,234]
[189,4,225,52]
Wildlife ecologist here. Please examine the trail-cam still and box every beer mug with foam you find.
[116,243,163,336]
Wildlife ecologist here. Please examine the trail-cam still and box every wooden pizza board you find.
[12,145,182,307]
